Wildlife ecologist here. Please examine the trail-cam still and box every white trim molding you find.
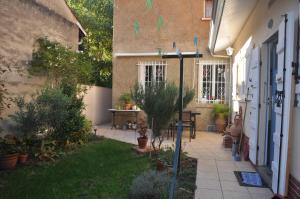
[114,51,198,57]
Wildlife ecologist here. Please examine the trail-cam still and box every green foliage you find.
[67,0,113,87]
[0,135,19,156]
[130,170,170,199]
[131,82,194,151]
[30,38,92,86]
[10,86,91,145]
[119,93,132,104]
[9,97,40,139]
[212,104,230,119]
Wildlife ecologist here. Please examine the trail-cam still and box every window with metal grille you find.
[197,60,228,104]
[138,61,167,87]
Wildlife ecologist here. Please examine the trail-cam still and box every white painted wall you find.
[231,0,300,183]
[82,86,112,125]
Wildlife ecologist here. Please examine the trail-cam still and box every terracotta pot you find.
[215,117,226,133]
[124,103,131,110]
[0,153,19,170]
[137,137,148,149]
[156,160,165,171]
[18,153,29,164]
[230,118,242,139]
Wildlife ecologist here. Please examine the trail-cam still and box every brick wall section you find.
[288,175,300,199]
[0,0,79,123]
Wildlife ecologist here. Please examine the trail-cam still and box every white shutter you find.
[248,47,260,165]
[272,12,295,196]
[138,62,145,87]
[296,4,300,107]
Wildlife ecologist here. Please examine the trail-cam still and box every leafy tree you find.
[30,38,92,87]
[67,0,113,87]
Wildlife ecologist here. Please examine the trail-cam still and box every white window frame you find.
[138,61,167,87]
[202,0,213,20]
[197,59,228,104]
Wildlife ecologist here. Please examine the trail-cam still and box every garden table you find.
[108,109,141,130]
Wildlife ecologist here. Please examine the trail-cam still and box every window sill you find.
[201,17,211,21]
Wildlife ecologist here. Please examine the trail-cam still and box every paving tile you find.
[197,171,219,180]
[223,191,252,199]
[197,179,221,190]
[249,192,274,199]
[218,171,237,181]
[195,189,223,199]
[247,187,273,195]
[220,180,248,192]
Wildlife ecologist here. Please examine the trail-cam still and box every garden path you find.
[95,125,273,199]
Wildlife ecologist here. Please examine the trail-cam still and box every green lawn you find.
[0,139,151,199]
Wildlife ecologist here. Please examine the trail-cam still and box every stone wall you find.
[0,0,80,127]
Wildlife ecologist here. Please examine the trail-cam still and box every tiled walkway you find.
[95,125,274,199]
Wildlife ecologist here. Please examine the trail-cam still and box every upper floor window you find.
[138,61,167,87]
[203,0,213,19]
[197,60,228,104]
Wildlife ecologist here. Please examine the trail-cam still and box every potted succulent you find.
[137,119,148,149]
[212,104,229,133]
[119,93,132,110]
[0,135,19,170]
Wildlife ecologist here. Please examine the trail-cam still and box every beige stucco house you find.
[113,0,230,131]
[210,0,300,198]
[0,0,85,126]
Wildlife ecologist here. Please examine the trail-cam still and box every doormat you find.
[234,171,268,188]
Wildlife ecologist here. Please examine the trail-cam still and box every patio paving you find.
[94,124,274,199]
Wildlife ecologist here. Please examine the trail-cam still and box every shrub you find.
[131,82,195,151]
[130,170,170,199]
[9,97,40,139]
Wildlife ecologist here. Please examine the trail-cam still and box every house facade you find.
[210,0,300,197]
[113,0,230,131]
[0,0,85,126]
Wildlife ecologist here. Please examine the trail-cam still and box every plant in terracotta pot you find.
[0,135,19,170]
[131,82,195,152]
[17,138,29,164]
[119,93,132,110]
[212,104,229,133]
[137,119,148,149]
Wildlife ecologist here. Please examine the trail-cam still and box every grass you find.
[0,139,151,199]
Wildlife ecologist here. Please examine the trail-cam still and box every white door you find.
[248,47,260,165]
[296,4,300,107]
[272,12,295,196]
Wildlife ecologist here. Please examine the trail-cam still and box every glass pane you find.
[205,0,213,18]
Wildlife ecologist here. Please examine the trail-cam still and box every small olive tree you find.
[131,82,194,152]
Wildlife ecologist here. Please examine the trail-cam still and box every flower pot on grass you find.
[0,153,19,170]
[18,153,28,164]
[137,119,148,149]
[137,137,148,149]
[0,135,19,170]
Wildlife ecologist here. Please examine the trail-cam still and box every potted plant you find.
[131,82,195,152]
[137,119,148,149]
[212,104,229,133]
[18,138,29,164]
[119,93,132,110]
[0,135,19,170]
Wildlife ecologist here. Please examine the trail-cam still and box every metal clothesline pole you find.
[162,51,203,199]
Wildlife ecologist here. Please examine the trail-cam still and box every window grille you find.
[197,60,228,104]
[138,61,167,87]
